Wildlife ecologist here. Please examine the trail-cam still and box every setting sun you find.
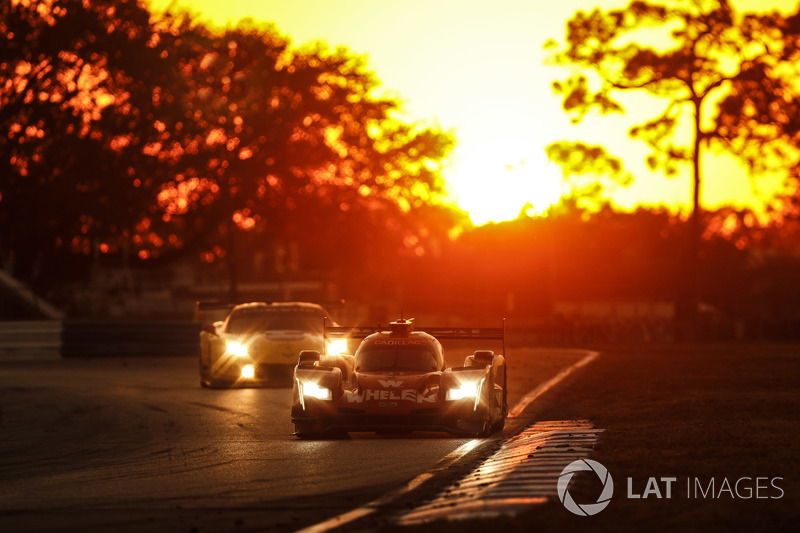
[448,139,564,225]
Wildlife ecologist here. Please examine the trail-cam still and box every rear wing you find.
[193,301,234,324]
[323,318,506,356]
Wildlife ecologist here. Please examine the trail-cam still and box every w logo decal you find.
[378,380,404,388]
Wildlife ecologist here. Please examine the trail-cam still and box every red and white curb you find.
[395,420,604,524]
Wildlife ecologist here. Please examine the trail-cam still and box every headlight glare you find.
[326,338,348,355]
[226,340,248,357]
[241,364,255,378]
[301,381,332,401]
[446,381,479,401]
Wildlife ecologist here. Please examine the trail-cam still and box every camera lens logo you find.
[557,459,614,516]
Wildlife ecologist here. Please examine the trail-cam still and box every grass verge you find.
[400,343,800,532]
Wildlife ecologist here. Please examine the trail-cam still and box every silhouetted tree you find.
[0,0,187,287]
[546,0,800,313]
[714,9,800,176]
[154,20,453,299]
[0,3,454,302]
[545,141,630,209]
[549,0,798,216]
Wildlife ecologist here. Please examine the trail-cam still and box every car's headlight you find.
[446,381,479,401]
[326,338,348,356]
[226,340,248,357]
[241,364,255,378]
[301,381,332,401]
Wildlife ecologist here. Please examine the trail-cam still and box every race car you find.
[198,302,347,388]
[290,318,507,437]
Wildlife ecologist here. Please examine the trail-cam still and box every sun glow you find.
[145,0,789,223]
[447,139,564,226]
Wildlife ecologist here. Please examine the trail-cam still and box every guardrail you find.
[0,321,62,361]
[61,321,201,358]
[0,321,201,360]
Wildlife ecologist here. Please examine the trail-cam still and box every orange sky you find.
[147,0,796,224]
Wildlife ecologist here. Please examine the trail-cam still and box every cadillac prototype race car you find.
[290,318,508,437]
[198,302,346,388]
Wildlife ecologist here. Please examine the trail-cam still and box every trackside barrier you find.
[0,321,62,361]
[0,321,202,360]
[61,321,202,358]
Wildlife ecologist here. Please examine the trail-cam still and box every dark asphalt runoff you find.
[0,346,579,532]
[0,356,475,532]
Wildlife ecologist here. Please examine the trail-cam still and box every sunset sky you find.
[148,0,796,224]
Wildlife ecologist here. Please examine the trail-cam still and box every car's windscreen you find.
[356,346,440,372]
[225,311,323,335]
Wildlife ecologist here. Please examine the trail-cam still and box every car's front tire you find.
[491,416,505,433]
[201,377,234,388]
[476,419,492,438]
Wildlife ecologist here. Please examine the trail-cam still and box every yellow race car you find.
[198,302,346,388]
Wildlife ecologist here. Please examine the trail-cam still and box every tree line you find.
[2,0,799,330]
[0,0,455,299]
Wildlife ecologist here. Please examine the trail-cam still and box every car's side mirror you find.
[202,324,218,335]
[473,350,494,361]
[298,350,321,367]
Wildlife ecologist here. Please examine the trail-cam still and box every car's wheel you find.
[491,416,505,433]
[491,376,507,433]
[205,378,234,389]
[199,371,214,387]
[502,365,508,416]
[294,420,320,439]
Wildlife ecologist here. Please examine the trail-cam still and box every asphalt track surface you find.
[0,348,583,532]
